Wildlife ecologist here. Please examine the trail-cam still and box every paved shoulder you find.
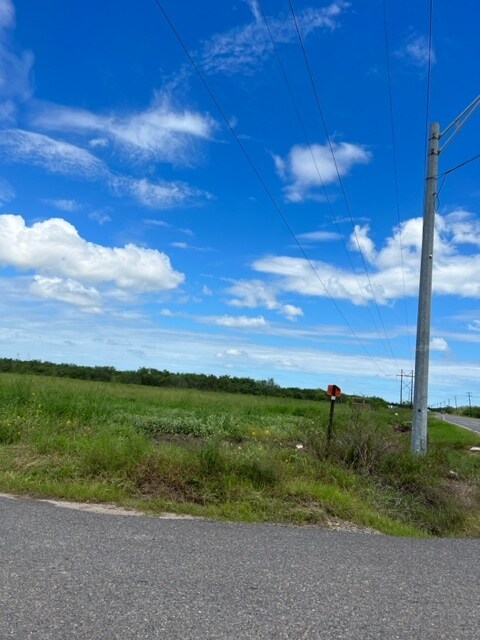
[434,412,480,434]
[1,494,479,639]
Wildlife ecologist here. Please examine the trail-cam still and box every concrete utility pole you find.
[411,95,480,455]
[411,122,439,455]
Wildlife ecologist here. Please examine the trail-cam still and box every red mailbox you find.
[327,384,342,397]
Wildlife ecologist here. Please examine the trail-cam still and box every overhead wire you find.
[437,152,480,204]
[441,152,480,178]
[287,0,399,369]
[256,0,394,360]
[382,0,414,365]
[151,0,391,377]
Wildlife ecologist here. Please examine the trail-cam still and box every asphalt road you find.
[433,412,480,435]
[1,494,479,640]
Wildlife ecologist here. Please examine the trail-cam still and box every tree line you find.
[0,357,333,401]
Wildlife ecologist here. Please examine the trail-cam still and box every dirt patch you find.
[441,480,479,510]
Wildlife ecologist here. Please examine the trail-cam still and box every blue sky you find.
[0,0,479,403]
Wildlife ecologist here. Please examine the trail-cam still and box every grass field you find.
[0,372,479,537]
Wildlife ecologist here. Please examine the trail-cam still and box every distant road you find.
[1,494,480,639]
[433,412,480,434]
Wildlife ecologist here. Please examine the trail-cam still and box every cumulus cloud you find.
[274,142,371,202]
[200,1,350,75]
[0,215,184,297]
[251,211,480,305]
[31,94,215,165]
[227,279,303,319]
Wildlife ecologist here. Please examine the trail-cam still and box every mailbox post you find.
[326,384,341,450]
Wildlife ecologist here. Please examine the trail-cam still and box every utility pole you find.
[398,370,414,407]
[467,392,473,417]
[454,396,458,414]
[411,96,480,455]
[411,122,439,455]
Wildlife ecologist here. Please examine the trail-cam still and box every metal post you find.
[411,122,440,455]
[327,396,335,449]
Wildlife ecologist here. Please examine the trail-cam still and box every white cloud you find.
[89,210,112,225]
[468,320,480,332]
[143,219,170,228]
[42,199,81,212]
[0,129,107,178]
[431,337,448,352]
[217,347,247,357]
[348,224,376,262]
[0,176,14,204]
[200,2,349,75]
[274,142,371,202]
[0,129,210,209]
[112,176,211,209]
[30,275,102,313]
[0,0,33,103]
[296,230,342,243]
[32,94,215,164]
[251,212,480,305]
[396,34,436,68]
[0,214,184,294]
[227,279,303,319]
[0,0,14,28]
[213,314,267,328]
[0,98,15,123]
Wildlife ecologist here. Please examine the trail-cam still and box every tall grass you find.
[0,373,479,536]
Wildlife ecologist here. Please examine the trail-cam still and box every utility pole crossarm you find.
[439,95,480,152]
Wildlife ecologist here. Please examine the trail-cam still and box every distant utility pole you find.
[454,396,458,414]
[397,370,414,407]
[412,95,480,455]
[467,392,473,417]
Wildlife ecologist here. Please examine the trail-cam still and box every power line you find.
[437,152,480,203]
[257,0,394,361]
[382,0,414,366]
[151,0,391,377]
[287,0,399,368]
[441,152,480,177]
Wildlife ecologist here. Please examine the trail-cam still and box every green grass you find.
[0,372,479,537]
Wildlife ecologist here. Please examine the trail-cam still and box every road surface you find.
[433,412,480,435]
[1,494,479,639]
